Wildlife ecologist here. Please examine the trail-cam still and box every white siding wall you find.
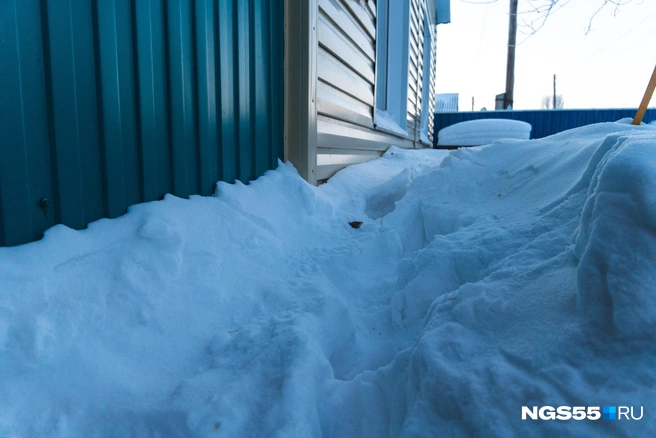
[407,0,425,145]
[426,19,437,143]
[420,3,437,145]
[315,0,439,181]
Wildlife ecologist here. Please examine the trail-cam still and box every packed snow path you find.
[1,121,655,437]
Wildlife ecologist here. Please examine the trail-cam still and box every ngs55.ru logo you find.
[522,406,643,421]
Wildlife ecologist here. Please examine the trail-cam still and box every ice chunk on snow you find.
[437,119,532,146]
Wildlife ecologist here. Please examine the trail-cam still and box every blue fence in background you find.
[0,0,284,247]
[433,108,656,147]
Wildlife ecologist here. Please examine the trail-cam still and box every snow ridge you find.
[1,123,655,437]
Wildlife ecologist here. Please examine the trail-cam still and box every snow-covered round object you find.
[437,118,532,146]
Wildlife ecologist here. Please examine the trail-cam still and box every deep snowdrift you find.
[1,121,655,437]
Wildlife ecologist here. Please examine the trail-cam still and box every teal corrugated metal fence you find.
[0,0,284,247]
[433,108,656,147]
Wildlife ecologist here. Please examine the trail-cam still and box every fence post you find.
[633,65,656,125]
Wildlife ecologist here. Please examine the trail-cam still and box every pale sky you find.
[435,0,656,110]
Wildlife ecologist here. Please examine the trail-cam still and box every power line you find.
[560,9,656,76]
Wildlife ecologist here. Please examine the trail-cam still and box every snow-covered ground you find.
[1,121,655,437]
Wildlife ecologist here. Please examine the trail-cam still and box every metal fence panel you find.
[0,0,284,247]
[433,108,656,147]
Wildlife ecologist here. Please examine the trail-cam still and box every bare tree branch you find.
[461,0,634,37]
[585,0,632,35]
[541,95,565,109]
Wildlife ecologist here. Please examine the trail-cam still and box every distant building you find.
[495,93,506,110]
[435,93,459,112]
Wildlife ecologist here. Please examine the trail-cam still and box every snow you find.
[1,121,656,437]
[374,108,409,137]
[437,118,532,146]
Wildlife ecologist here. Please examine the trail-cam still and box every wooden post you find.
[503,0,518,110]
[633,65,656,125]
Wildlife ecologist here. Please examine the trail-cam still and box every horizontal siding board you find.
[410,52,419,72]
[410,7,420,40]
[366,0,377,19]
[407,92,418,110]
[407,98,418,116]
[317,47,374,105]
[339,0,375,40]
[317,80,373,119]
[410,1,419,24]
[409,37,420,62]
[408,78,418,95]
[318,147,382,157]
[409,44,419,68]
[413,31,423,49]
[318,0,375,62]
[317,81,374,128]
[410,44,422,66]
[317,14,375,84]
[413,0,422,17]
[410,28,420,53]
[318,116,414,150]
[408,62,418,83]
[317,150,381,167]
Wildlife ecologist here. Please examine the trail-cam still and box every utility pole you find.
[553,74,557,110]
[504,0,518,110]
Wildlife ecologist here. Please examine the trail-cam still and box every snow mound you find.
[1,122,656,436]
[437,118,532,146]
[574,132,656,340]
